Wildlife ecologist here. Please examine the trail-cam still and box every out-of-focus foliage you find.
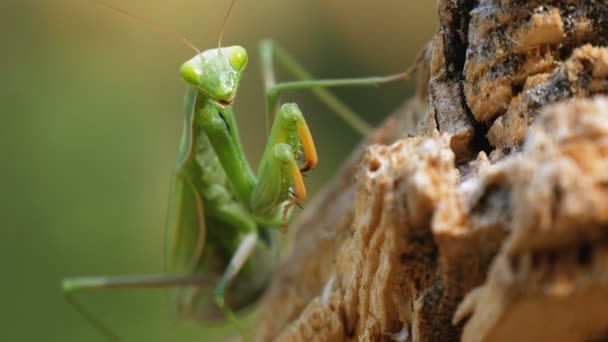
[0,0,436,340]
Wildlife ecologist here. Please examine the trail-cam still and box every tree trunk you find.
[254,1,608,341]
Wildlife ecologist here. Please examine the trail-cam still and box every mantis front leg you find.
[250,103,317,228]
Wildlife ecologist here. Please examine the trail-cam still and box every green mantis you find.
[62,1,412,341]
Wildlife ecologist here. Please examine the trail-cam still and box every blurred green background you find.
[1,0,436,341]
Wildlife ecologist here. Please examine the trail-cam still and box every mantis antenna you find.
[90,0,202,56]
[217,0,238,48]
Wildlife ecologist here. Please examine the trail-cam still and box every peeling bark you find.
[254,1,608,341]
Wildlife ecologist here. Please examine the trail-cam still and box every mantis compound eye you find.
[179,58,203,87]
[229,46,248,72]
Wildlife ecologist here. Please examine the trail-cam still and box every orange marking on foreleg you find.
[297,121,317,172]
[281,159,307,232]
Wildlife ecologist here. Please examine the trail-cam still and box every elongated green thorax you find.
[197,100,256,205]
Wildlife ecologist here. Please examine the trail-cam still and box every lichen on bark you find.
[254,1,608,341]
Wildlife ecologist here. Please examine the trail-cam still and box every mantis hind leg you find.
[213,232,258,342]
[258,39,415,137]
[61,274,214,342]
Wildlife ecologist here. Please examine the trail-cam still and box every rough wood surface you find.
[254,1,608,341]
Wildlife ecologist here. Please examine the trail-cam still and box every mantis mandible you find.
[62,1,412,341]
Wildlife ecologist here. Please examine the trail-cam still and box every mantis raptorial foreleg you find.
[252,103,316,217]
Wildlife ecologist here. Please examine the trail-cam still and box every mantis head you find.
[180,45,248,105]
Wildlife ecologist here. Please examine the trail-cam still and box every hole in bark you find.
[511,82,524,97]
[577,242,592,267]
[550,184,563,222]
[369,158,382,172]
[470,119,492,158]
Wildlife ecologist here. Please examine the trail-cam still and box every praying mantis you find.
[61,1,413,341]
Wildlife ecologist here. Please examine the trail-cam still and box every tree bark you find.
[255,1,608,341]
